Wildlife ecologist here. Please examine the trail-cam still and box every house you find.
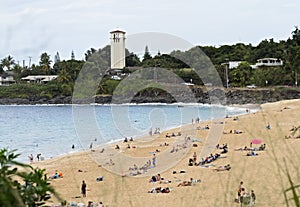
[0,74,15,86]
[21,75,58,83]
[252,58,283,68]
[228,61,243,69]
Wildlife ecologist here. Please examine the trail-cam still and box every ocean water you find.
[0,104,250,162]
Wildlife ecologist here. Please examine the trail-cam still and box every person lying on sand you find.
[247,151,258,156]
[214,164,231,171]
[177,178,193,187]
[149,174,161,182]
[148,187,170,193]
[235,146,248,151]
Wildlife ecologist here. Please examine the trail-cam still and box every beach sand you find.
[32,99,300,207]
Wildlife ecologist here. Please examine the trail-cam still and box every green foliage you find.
[0,55,15,70]
[39,53,52,75]
[0,148,60,207]
[292,26,300,46]
[143,45,152,61]
[2,26,300,98]
[0,83,61,99]
[126,53,140,67]
[229,62,253,87]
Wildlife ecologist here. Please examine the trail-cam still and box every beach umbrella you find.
[251,139,262,144]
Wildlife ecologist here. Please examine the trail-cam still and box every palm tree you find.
[1,55,15,70]
[39,52,52,74]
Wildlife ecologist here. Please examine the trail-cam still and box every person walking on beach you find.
[237,181,243,203]
[81,180,87,197]
[152,154,156,167]
[250,190,256,205]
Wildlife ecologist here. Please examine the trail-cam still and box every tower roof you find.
[110,29,126,34]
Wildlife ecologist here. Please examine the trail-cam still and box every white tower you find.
[110,29,126,69]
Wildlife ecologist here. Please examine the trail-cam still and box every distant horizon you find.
[0,33,294,67]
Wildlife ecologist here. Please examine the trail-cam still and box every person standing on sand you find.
[28,154,33,163]
[237,181,243,203]
[193,152,197,163]
[152,154,156,167]
[81,180,87,197]
[250,190,256,205]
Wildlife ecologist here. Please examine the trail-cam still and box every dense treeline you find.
[0,27,300,99]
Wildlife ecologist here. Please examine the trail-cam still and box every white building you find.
[253,58,283,68]
[21,75,58,83]
[228,61,243,69]
[110,29,126,69]
[0,74,15,86]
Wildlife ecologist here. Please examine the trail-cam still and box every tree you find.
[54,52,61,64]
[39,53,52,74]
[143,45,152,61]
[1,55,15,71]
[292,26,300,46]
[84,48,97,61]
[126,53,140,67]
[71,50,75,60]
[229,62,253,87]
[0,148,60,207]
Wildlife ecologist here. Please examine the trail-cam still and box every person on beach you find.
[36,153,41,161]
[152,154,156,167]
[237,181,244,203]
[193,152,197,163]
[81,180,87,197]
[177,178,193,187]
[250,190,256,204]
[90,143,93,149]
[28,154,33,163]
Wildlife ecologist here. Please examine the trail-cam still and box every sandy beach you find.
[32,99,300,207]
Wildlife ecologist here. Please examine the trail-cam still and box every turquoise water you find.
[0,104,248,162]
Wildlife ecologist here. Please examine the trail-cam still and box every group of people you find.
[28,153,42,163]
[128,155,157,176]
[149,128,161,136]
[123,137,134,142]
[165,132,180,138]
[236,181,256,205]
[49,170,63,179]
[192,117,200,124]
[189,152,221,166]
[148,187,170,193]
[216,143,228,154]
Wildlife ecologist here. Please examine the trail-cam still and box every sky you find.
[1,0,300,65]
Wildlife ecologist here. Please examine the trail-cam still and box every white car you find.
[111,75,121,80]
[181,82,194,86]
[246,84,256,88]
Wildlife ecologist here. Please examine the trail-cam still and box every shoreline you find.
[30,99,300,207]
[26,103,258,164]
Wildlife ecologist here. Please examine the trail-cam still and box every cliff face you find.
[0,88,300,105]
